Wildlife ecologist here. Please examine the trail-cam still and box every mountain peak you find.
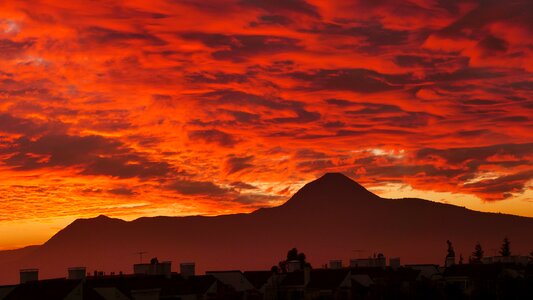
[281,172,379,209]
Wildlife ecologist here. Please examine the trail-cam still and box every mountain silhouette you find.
[1,173,532,284]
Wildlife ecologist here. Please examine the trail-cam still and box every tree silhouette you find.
[446,240,455,258]
[287,248,298,261]
[499,237,511,257]
[278,247,310,273]
[470,242,484,263]
[270,265,280,274]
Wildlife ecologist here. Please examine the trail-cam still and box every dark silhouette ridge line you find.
[0,172,533,285]
[6,172,533,252]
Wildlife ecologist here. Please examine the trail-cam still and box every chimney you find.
[68,267,87,280]
[20,269,38,284]
[180,263,195,279]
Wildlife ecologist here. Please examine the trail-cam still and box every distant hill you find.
[1,173,532,284]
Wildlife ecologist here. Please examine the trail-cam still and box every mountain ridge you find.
[0,172,532,285]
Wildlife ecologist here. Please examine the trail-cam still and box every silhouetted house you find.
[350,255,386,268]
[405,264,441,280]
[205,270,255,299]
[86,273,225,300]
[279,270,307,300]
[159,275,220,299]
[279,268,351,300]
[0,272,233,300]
[441,263,530,298]
[1,278,84,300]
[350,267,420,299]
[483,255,530,265]
[243,271,281,300]
[305,269,351,300]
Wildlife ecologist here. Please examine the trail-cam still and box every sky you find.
[0,0,532,250]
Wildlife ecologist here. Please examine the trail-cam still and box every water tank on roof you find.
[68,267,87,280]
[180,262,195,278]
[20,269,38,284]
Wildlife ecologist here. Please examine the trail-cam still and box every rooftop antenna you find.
[135,251,147,264]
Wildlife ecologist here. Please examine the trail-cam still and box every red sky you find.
[0,0,532,249]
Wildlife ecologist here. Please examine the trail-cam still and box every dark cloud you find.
[188,129,238,147]
[186,71,249,84]
[221,110,261,123]
[167,179,230,196]
[325,98,355,107]
[1,134,172,179]
[477,35,508,55]
[294,149,327,159]
[230,181,258,190]
[463,170,533,200]
[249,14,293,27]
[417,143,533,165]
[203,90,288,110]
[426,67,508,83]
[290,68,411,93]
[323,121,345,128]
[316,20,411,49]
[0,113,66,136]
[240,0,320,17]
[393,55,469,69]
[297,159,335,172]
[80,26,166,46]
[270,107,321,124]
[346,103,403,115]
[181,33,303,61]
[374,112,438,128]
[82,156,171,179]
[363,164,463,179]
[437,0,533,38]
[202,89,320,124]
[225,155,254,174]
[108,187,137,196]
[0,39,34,59]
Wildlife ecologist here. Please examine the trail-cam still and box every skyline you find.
[1,0,532,250]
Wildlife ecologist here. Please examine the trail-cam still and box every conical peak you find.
[281,172,379,209]
[307,172,373,193]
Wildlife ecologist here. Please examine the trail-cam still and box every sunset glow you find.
[0,0,532,249]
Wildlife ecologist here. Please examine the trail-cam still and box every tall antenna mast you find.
[135,251,147,264]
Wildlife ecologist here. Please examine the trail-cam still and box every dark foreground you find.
[1,262,532,299]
